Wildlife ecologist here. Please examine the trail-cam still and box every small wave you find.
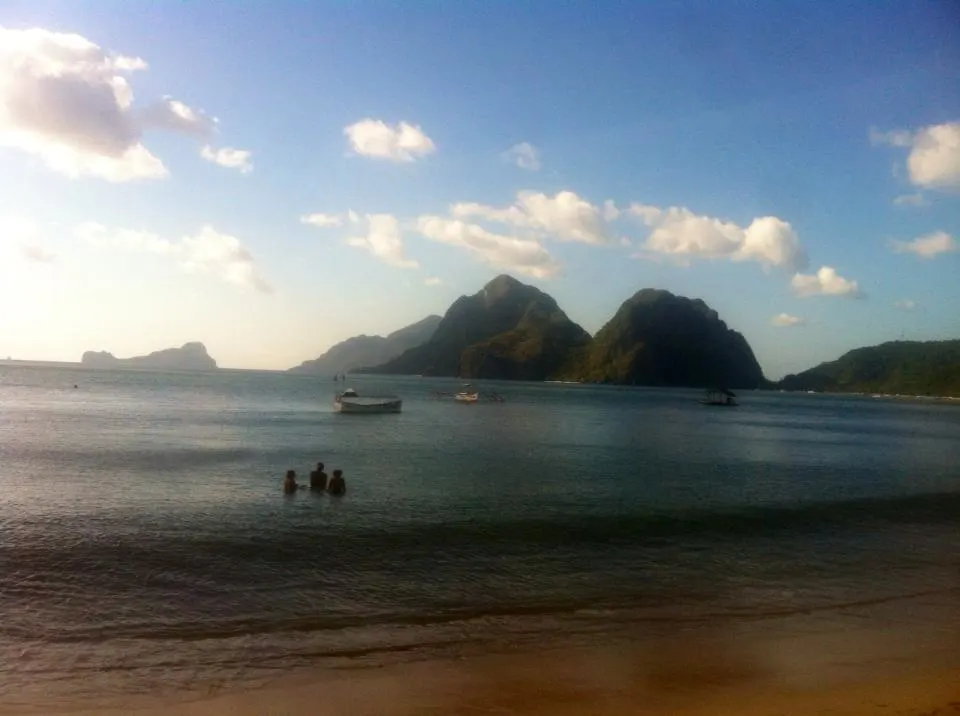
[9,586,957,646]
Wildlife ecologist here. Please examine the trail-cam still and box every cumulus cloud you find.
[416,216,560,278]
[140,97,216,138]
[771,313,805,327]
[603,200,620,222]
[871,121,960,191]
[300,213,342,228]
[0,26,234,181]
[424,276,443,287]
[344,119,435,162]
[892,192,928,207]
[200,145,252,174]
[502,142,540,171]
[891,230,957,259]
[346,214,418,268]
[77,222,272,292]
[452,190,610,245]
[894,299,918,312]
[629,203,808,272]
[790,266,861,298]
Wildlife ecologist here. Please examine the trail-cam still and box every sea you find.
[1,365,959,711]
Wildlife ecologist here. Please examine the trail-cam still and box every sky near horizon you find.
[0,1,958,377]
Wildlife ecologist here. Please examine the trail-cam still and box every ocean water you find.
[1,365,959,710]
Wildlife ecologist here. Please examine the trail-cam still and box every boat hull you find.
[334,396,403,413]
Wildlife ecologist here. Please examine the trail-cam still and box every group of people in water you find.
[283,462,346,496]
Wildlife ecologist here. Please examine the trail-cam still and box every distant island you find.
[288,315,442,376]
[778,340,960,397]
[360,275,765,388]
[81,342,218,371]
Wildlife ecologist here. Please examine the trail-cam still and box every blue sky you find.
[0,1,958,376]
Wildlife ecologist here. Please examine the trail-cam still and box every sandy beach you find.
[41,649,960,716]
[19,614,958,716]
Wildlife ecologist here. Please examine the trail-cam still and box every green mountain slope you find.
[575,289,764,388]
[778,340,960,396]
[365,275,591,379]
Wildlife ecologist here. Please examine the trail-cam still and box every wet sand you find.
[48,654,960,716]
[28,619,960,716]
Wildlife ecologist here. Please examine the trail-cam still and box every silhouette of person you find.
[328,469,346,496]
[310,462,328,491]
[283,469,298,495]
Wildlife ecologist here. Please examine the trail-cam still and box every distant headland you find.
[81,342,218,371]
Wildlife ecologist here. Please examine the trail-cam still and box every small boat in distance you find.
[700,387,738,407]
[454,384,480,403]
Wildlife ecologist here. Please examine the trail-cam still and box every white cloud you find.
[869,128,914,148]
[344,119,435,162]
[200,145,252,174]
[347,210,360,224]
[0,26,233,181]
[628,203,663,224]
[346,214,418,269]
[502,142,540,171]
[300,213,342,228]
[771,313,805,327]
[602,200,620,222]
[871,121,960,191]
[791,266,861,298]
[78,222,272,292]
[894,299,918,312]
[516,191,609,244]
[891,230,958,259]
[416,216,560,278]
[451,190,610,245]
[424,277,443,287]
[140,96,216,138]
[629,203,808,271]
[180,226,272,292]
[451,201,534,228]
[892,192,928,207]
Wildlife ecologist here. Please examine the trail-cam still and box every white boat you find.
[454,384,480,403]
[334,388,403,414]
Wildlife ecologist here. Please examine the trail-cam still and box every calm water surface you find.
[1,365,958,709]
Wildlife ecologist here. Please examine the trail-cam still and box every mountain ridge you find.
[364,275,764,387]
[288,315,442,376]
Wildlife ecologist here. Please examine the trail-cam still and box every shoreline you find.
[13,606,959,716]
[27,643,960,716]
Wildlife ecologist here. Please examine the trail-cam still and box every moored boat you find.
[700,387,738,406]
[334,388,403,413]
[454,384,480,403]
